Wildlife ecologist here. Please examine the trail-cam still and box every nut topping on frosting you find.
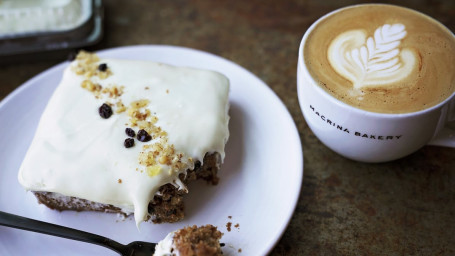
[81,80,101,92]
[101,85,124,99]
[147,165,161,177]
[75,52,194,181]
[71,51,112,79]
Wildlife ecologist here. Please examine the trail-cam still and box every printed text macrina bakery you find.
[309,105,403,140]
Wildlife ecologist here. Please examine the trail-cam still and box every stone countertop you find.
[1,0,454,255]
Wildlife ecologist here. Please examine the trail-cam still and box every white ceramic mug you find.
[297,5,455,163]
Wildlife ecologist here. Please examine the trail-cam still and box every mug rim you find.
[298,3,455,118]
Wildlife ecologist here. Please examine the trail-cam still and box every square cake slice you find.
[18,51,230,226]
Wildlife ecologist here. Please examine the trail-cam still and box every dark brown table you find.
[1,1,454,255]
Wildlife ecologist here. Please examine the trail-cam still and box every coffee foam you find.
[304,4,455,114]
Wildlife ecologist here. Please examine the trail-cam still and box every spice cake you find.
[18,51,230,226]
[154,225,223,256]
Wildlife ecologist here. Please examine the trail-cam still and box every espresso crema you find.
[304,4,455,114]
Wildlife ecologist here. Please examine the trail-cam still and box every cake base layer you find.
[33,153,221,223]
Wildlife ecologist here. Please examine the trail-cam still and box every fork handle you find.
[0,211,126,255]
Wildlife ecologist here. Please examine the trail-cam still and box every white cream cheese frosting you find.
[154,231,178,256]
[18,52,230,226]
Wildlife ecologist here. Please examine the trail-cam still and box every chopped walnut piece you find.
[150,116,158,124]
[131,99,150,109]
[159,155,169,165]
[115,101,127,113]
[81,80,102,92]
[147,165,162,177]
[102,85,124,98]
[98,70,111,79]
[76,50,99,62]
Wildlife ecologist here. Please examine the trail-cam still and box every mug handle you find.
[428,97,455,147]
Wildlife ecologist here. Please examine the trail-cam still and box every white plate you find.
[0,45,303,256]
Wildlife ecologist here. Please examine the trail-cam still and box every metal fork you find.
[0,211,156,256]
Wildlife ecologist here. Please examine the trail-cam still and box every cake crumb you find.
[228,216,232,219]
[234,223,240,229]
[226,222,232,232]
[172,225,223,256]
[118,179,122,184]
[238,248,242,253]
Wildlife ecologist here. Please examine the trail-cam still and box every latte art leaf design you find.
[349,24,406,73]
[328,23,416,89]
